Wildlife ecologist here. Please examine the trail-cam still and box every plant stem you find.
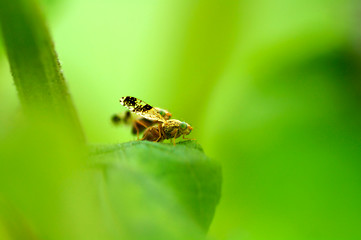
[0,0,85,141]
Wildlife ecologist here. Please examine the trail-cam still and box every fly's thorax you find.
[162,119,180,139]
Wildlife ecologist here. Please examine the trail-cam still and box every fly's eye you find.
[159,110,166,117]
[180,122,187,130]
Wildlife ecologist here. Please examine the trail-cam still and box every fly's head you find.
[178,121,192,136]
[155,108,172,120]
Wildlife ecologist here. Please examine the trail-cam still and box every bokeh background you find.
[1,0,361,239]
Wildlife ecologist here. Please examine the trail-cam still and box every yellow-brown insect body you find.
[112,104,171,137]
[141,119,193,145]
[118,96,193,145]
[162,119,192,139]
[141,125,162,142]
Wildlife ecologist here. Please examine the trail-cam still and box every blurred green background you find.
[1,0,361,239]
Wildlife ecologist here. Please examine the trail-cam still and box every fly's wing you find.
[119,96,165,122]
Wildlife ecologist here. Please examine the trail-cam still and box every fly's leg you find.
[182,135,196,140]
[172,129,178,146]
[134,120,149,140]
[159,122,166,137]
[155,125,162,142]
[140,126,149,141]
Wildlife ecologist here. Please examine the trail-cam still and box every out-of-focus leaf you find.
[0,118,87,240]
[166,0,242,126]
[0,0,83,140]
[0,197,38,240]
[201,1,361,238]
[89,140,222,234]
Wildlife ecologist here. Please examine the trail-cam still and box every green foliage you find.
[89,140,221,232]
[0,1,221,239]
[0,119,85,240]
[1,0,361,240]
[0,0,83,140]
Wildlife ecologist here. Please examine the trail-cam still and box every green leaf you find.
[89,140,222,234]
[0,0,84,140]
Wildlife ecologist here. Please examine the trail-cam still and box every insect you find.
[119,96,193,145]
[141,119,193,145]
[111,107,171,138]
